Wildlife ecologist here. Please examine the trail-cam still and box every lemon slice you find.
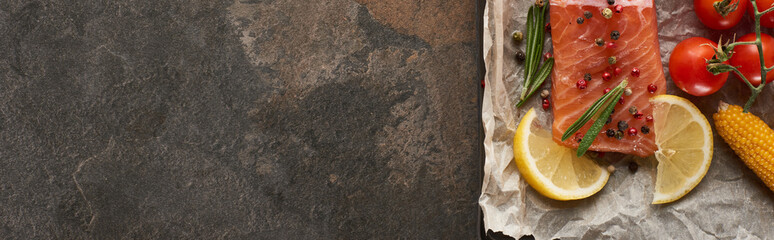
[650,95,713,204]
[513,108,610,200]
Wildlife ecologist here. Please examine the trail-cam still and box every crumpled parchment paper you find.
[480,0,774,239]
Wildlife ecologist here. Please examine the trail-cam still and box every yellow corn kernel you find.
[713,102,774,193]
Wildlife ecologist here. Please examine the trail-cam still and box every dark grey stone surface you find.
[0,0,480,238]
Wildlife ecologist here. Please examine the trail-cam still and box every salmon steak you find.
[549,0,666,157]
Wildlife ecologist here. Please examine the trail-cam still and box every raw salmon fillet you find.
[549,0,666,157]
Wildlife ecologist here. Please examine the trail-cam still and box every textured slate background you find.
[0,0,481,238]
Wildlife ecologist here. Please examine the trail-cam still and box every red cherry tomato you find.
[749,0,774,27]
[729,33,774,86]
[669,37,729,96]
[695,0,747,30]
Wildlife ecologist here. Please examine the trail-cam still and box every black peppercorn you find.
[577,17,584,24]
[610,30,620,40]
[584,11,593,19]
[584,73,592,81]
[617,120,628,132]
[628,161,639,173]
[606,129,616,137]
[516,50,526,62]
[606,116,612,124]
[641,126,650,134]
[607,0,615,5]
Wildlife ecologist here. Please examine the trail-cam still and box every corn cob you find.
[713,102,774,192]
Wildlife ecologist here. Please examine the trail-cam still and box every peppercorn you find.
[610,30,620,40]
[628,106,638,115]
[575,132,584,143]
[631,67,640,77]
[544,52,553,60]
[540,89,550,99]
[602,8,613,19]
[584,73,592,81]
[648,84,658,93]
[577,17,585,24]
[646,115,653,122]
[618,120,628,132]
[576,79,587,89]
[607,165,616,173]
[628,161,639,173]
[614,67,622,76]
[627,127,638,136]
[615,130,624,140]
[615,5,623,13]
[595,38,605,46]
[584,11,593,19]
[542,99,551,110]
[606,116,612,124]
[608,56,617,65]
[535,0,544,7]
[641,126,650,134]
[624,87,633,96]
[606,42,617,48]
[513,31,524,42]
[606,129,616,137]
[604,87,611,94]
[607,0,615,5]
[545,23,551,33]
[619,97,625,105]
[602,72,612,81]
[634,111,643,119]
[515,51,526,62]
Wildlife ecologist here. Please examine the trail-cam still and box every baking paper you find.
[480,0,774,239]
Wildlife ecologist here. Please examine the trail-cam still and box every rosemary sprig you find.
[576,84,625,157]
[518,3,552,106]
[561,80,628,156]
[517,58,554,107]
[561,80,628,141]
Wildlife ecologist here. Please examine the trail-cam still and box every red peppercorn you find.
[481,79,485,88]
[606,42,617,49]
[627,127,637,136]
[604,88,611,94]
[544,52,553,60]
[542,99,550,110]
[647,84,657,93]
[631,67,640,77]
[619,97,625,105]
[614,67,623,76]
[634,111,643,119]
[576,79,587,89]
[602,72,612,81]
[545,23,551,33]
[614,5,623,13]
[646,115,653,122]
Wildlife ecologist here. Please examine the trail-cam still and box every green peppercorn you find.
[628,106,637,115]
[584,11,592,19]
[608,56,617,65]
[513,31,524,42]
[615,130,624,140]
[602,8,613,19]
[641,126,650,134]
[610,30,620,40]
[624,87,633,96]
[595,38,604,46]
[584,73,592,81]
